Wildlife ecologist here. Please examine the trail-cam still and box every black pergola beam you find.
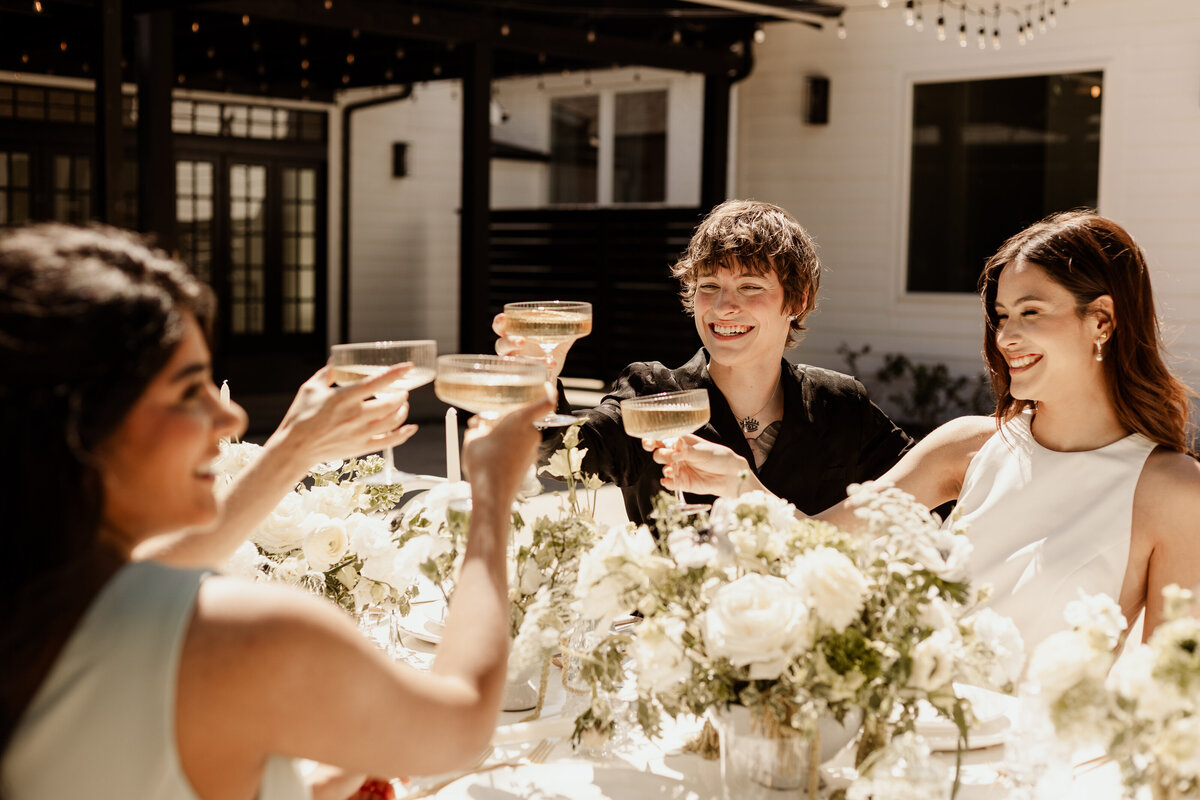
[700,72,732,213]
[135,9,176,250]
[200,0,746,76]
[459,39,492,353]
[94,0,125,224]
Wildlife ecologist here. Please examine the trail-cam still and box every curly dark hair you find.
[671,199,821,349]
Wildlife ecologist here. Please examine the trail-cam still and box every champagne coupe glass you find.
[503,300,592,427]
[434,354,549,424]
[620,389,711,513]
[330,339,438,487]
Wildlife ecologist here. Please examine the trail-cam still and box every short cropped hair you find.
[671,199,820,348]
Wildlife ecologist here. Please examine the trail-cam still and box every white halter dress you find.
[953,411,1156,652]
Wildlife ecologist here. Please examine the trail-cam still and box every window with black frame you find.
[907,71,1103,294]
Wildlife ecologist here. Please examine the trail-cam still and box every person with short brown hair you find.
[497,199,912,524]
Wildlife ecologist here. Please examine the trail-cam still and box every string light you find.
[191,20,200,33]
[978,10,987,48]
[936,0,946,42]
[33,1,42,11]
[587,28,597,43]
[753,26,766,44]
[915,2,924,31]
[958,5,967,46]
[905,0,915,26]
[879,0,889,7]
[867,0,1075,49]
[500,23,510,36]
[242,14,250,26]
[837,17,847,39]
[671,27,682,44]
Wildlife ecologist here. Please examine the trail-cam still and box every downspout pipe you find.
[339,86,414,344]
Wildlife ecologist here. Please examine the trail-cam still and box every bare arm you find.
[493,312,574,382]
[1128,450,1200,640]
[135,365,417,568]
[177,389,555,795]
[656,415,994,529]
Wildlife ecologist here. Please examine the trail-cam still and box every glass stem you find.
[382,445,394,484]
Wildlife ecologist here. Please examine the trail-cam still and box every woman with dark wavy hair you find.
[0,224,552,799]
[664,211,1200,649]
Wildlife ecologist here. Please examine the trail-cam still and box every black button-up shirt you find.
[545,348,914,525]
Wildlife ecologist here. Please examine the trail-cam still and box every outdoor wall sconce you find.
[392,142,408,177]
[804,75,829,125]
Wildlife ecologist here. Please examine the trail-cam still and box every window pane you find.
[907,72,1103,293]
[195,102,220,135]
[54,156,71,190]
[550,95,598,204]
[613,90,667,204]
[11,154,29,187]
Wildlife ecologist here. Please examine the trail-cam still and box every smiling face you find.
[993,259,1109,405]
[693,264,801,371]
[94,313,247,550]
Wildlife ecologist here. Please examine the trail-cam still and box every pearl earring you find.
[1095,333,1107,362]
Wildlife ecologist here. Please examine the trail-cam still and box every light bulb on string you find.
[1049,7,1057,27]
[33,1,42,11]
[837,17,847,39]
[879,0,889,7]
[915,2,924,31]
[753,26,766,44]
[978,10,987,49]
[1039,2,1048,33]
[1025,10,1035,41]
[958,5,966,47]
[1018,23,1026,45]
[936,0,945,41]
[905,0,914,26]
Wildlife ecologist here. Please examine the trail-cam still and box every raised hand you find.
[271,363,418,469]
[461,383,555,505]
[492,312,574,383]
[646,434,767,498]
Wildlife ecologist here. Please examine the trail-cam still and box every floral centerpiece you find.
[571,483,1025,793]
[1027,585,1200,800]
[219,440,417,616]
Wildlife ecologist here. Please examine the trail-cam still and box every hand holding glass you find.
[620,389,711,513]
[330,339,437,486]
[503,300,592,427]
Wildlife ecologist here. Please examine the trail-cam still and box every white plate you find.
[397,602,447,645]
[915,684,1015,752]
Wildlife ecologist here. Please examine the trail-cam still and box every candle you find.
[445,407,461,482]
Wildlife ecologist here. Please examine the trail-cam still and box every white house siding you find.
[337,82,463,351]
[338,68,705,353]
[736,0,1200,395]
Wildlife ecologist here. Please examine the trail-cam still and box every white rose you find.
[909,629,957,693]
[416,481,473,531]
[252,493,310,554]
[222,540,264,579]
[211,440,263,486]
[270,554,311,585]
[963,608,1025,687]
[575,525,655,626]
[362,533,449,589]
[351,577,391,611]
[1027,630,1109,702]
[634,616,693,694]
[302,517,350,572]
[346,513,392,559]
[788,546,869,632]
[301,483,357,517]
[701,574,810,680]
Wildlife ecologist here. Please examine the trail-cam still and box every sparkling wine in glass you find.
[620,389,711,513]
[434,354,549,422]
[330,339,438,487]
[503,300,592,427]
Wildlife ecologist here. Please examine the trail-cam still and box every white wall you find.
[490,67,704,208]
[336,82,462,351]
[736,0,1200,393]
[338,68,707,351]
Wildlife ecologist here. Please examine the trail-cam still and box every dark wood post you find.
[458,39,493,353]
[700,72,732,215]
[94,0,125,225]
[135,9,176,251]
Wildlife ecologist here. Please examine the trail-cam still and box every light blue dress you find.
[2,561,310,799]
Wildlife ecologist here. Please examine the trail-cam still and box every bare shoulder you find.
[1136,449,1200,532]
[190,575,355,651]
[879,416,997,509]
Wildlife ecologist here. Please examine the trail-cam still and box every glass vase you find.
[715,706,862,798]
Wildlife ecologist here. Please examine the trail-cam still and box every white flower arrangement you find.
[218,440,415,616]
[571,482,1026,783]
[1029,585,1200,799]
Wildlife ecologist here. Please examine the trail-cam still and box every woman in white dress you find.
[659,211,1200,647]
[0,224,554,799]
